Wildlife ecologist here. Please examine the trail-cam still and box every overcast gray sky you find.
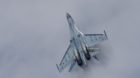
[0,0,140,78]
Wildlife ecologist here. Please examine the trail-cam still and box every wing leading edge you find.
[84,30,108,47]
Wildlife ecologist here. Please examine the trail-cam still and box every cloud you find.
[0,0,140,78]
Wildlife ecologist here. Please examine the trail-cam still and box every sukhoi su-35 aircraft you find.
[56,13,108,72]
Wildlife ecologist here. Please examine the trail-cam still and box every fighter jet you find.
[56,13,108,72]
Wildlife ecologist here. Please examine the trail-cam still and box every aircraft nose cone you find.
[66,13,71,19]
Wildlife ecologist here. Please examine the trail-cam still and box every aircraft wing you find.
[56,43,75,72]
[84,31,108,47]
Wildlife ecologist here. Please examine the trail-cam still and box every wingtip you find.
[56,64,62,73]
[104,30,108,39]
[56,64,60,72]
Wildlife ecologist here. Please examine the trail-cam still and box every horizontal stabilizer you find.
[69,61,76,72]
[88,47,99,52]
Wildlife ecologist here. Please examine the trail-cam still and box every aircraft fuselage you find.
[67,13,90,66]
